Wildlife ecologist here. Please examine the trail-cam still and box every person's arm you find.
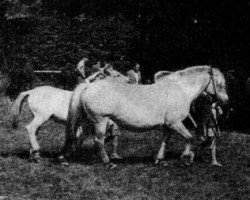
[85,71,105,83]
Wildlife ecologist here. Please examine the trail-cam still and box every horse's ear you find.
[102,64,112,76]
[82,57,88,62]
[104,63,113,70]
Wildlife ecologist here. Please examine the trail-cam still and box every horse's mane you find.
[177,65,211,77]
[154,70,173,82]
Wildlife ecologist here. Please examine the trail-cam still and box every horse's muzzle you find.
[219,94,229,105]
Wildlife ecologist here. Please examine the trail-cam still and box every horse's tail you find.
[66,83,90,148]
[10,90,31,128]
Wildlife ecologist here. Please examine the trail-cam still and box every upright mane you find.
[177,65,211,77]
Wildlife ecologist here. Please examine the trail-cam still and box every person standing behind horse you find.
[126,62,141,84]
[193,93,223,166]
[75,57,89,84]
[91,61,101,73]
[75,59,123,160]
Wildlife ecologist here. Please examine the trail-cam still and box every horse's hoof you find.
[29,150,41,163]
[211,162,222,167]
[155,159,168,166]
[182,161,191,167]
[105,162,117,169]
[60,161,70,166]
[110,154,123,160]
[155,159,160,165]
[29,157,41,163]
[180,156,192,167]
[160,161,169,167]
[58,156,69,166]
[180,151,194,166]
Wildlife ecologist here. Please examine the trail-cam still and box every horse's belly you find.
[117,118,162,130]
[114,106,164,130]
[53,99,70,121]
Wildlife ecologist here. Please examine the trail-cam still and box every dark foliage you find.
[0,0,249,129]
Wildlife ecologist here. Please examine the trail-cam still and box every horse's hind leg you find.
[107,122,122,159]
[26,115,47,162]
[58,123,78,165]
[170,121,194,165]
[94,121,117,169]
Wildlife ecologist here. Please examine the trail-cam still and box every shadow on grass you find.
[111,151,180,165]
[0,148,58,160]
[1,146,196,167]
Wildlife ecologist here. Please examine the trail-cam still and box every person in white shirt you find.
[126,63,141,84]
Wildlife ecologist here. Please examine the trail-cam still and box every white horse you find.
[64,66,228,168]
[154,70,223,166]
[10,71,121,163]
[154,70,198,128]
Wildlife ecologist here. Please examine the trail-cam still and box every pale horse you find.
[58,63,138,165]
[154,70,223,166]
[154,70,198,128]
[10,69,122,163]
[63,66,229,168]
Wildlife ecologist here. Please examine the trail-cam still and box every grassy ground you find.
[0,97,248,200]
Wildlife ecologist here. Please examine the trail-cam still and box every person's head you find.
[134,63,140,72]
[92,61,101,71]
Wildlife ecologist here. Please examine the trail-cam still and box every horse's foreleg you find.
[171,122,194,165]
[94,122,117,169]
[26,116,46,162]
[110,136,123,159]
[155,140,166,164]
[155,127,171,165]
[76,126,87,149]
[107,123,122,160]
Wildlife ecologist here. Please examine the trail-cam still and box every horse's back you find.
[81,78,188,128]
[28,86,72,120]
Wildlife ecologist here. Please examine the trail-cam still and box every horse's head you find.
[205,68,229,105]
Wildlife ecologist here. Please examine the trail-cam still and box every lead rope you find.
[208,68,222,138]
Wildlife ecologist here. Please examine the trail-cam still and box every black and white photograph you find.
[0,0,249,199]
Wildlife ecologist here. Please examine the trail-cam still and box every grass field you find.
[0,97,249,200]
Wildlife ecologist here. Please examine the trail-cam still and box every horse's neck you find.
[175,73,210,103]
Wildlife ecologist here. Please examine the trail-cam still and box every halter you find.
[205,68,222,138]
[203,67,221,103]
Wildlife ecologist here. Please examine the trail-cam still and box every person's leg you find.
[210,130,222,166]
